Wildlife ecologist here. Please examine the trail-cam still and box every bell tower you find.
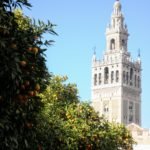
[106,0,128,52]
[91,0,142,125]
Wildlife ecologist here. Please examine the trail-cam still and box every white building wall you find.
[91,0,141,126]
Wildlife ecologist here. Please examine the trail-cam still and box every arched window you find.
[123,71,126,83]
[126,72,128,84]
[104,104,109,113]
[122,39,126,49]
[122,39,125,46]
[116,70,119,82]
[137,76,140,88]
[104,67,109,84]
[111,71,114,83]
[130,68,133,86]
[135,75,137,87]
[99,73,101,85]
[94,74,97,86]
[110,39,115,50]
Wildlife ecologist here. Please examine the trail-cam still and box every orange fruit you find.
[23,95,28,100]
[25,81,30,87]
[0,96,3,102]
[11,43,17,49]
[33,91,38,96]
[18,94,23,101]
[32,47,39,54]
[20,61,27,67]
[26,122,33,129]
[28,91,34,97]
[27,47,32,52]
[34,36,38,40]
[21,85,25,90]
[35,83,40,91]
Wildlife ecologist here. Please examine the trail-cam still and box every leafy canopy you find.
[38,75,134,150]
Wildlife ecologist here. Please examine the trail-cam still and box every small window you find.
[94,74,97,86]
[135,75,137,87]
[126,72,128,84]
[99,73,101,85]
[137,131,143,136]
[116,70,119,82]
[111,71,114,83]
[129,102,133,110]
[137,76,140,88]
[104,67,109,84]
[122,39,125,46]
[130,68,133,86]
[123,71,126,83]
[110,39,115,50]
[104,105,109,113]
[122,39,126,49]
[129,115,133,122]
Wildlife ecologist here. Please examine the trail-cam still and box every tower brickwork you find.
[91,0,142,125]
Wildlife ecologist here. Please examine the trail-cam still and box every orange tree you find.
[0,0,56,149]
[38,75,134,150]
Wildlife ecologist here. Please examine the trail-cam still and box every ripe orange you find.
[33,91,38,96]
[20,61,27,67]
[27,47,32,52]
[23,95,28,100]
[28,91,34,97]
[21,85,25,90]
[34,36,38,40]
[25,81,30,87]
[11,43,17,49]
[32,47,39,54]
[18,94,23,101]
[26,122,33,129]
[35,83,40,91]
[0,96,2,99]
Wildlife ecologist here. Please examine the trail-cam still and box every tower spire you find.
[92,0,142,126]
[92,46,96,62]
[138,49,141,57]
[93,46,96,55]
[105,0,128,52]
[137,49,141,64]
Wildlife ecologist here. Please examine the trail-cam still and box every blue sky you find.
[24,0,150,128]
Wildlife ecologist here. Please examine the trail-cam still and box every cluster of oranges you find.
[20,46,39,67]
[27,47,39,55]
[9,37,41,105]
[17,81,40,104]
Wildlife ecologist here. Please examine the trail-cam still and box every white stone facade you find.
[91,0,142,126]
[127,123,150,145]
[127,123,150,149]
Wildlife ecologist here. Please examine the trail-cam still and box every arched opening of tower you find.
[116,70,119,82]
[110,39,115,50]
[104,67,109,84]
[130,68,133,86]
[122,39,125,50]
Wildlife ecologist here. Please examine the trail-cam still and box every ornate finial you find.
[93,46,96,55]
[137,49,141,64]
[138,49,141,57]
[92,46,96,62]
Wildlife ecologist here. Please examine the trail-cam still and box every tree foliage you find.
[0,0,134,149]
[38,75,134,150]
[0,0,56,149]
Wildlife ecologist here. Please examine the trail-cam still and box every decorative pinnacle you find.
[138,49,141,57]
[93,46,96,55]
